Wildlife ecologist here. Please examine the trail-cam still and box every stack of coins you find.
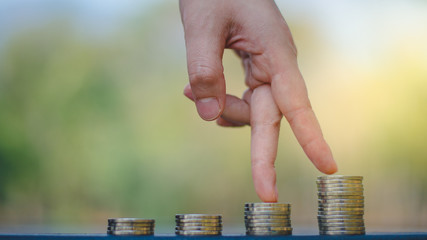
[175,214,222,236]
[244,203,292,236]
[317,176,365,235]
[107,218,155,236]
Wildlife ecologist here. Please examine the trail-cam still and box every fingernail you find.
[196,97,220,120]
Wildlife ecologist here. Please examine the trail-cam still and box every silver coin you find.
[317,180,363,185]
[319,230,365,235]
[319,203,364,207]
[176,219,222,224]
[176,214,221,219]
[318,207,364,211]
[246,222,292,228]
[244,215,290,220]
[318,199,364,204]
[175,222,222,227]
[320,225,365,230]
[318,187,364,192]
[246,230,292,235]
[245,207,291,212]
[318,218,364,223]
[318,214,364,219]
[245,211,290,216]
[246,226,293,231]
[317,183,363,188]
[318,209,364,214]
[317,175,363,180]
[175,230,221,236]
[109,222,154,227]
[176,226,222,231]
[318,191,364,196]
[317,182,363,187]
[245,218,291,223]
[107,226,153,231]
[108,218,154,224]
[319,222,365,227]
[245,203,291,208]
[107,230,154,236]
[318,195,364,200]
[318,212,364,217]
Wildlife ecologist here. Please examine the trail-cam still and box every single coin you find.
[317,180,362,185]
[318,212,364,217]
[176,219,222,224]
[245,207,291,212]
[318,207,364,211]
[245,218,291,223]
[318,199,364,204]
[246,226,293,231]
[175,230,221,236]
[244,215,290,220]
[318,195,364,200]
[319,203,364,208]
[107,226,153,231]
[318,218,364,223]
[319,230,365,235]
[246,231,292,236]
[317,183,363,188]
[245,211,290,215]
[318,214,364,219]
[175,222,221,227]
[319,225,365,230]
[108,218,154,224]
[175,214,221,219]
[245,222,291,228]
[318,187,364,192]
[109,223,154,228]
[317,176,363,180]
[245,203,291,208]
[318,191,364,196]
[176,226,222,231]
[319,222,364,227]
[107,230,154,236]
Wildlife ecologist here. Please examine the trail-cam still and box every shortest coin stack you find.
[175,214,222,236]
[107,218,155,236]
[317,175,365,235]
[244,203,292,236]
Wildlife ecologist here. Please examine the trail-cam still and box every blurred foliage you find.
[0,0,427,233]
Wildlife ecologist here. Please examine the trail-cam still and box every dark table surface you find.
[1,233,427,240]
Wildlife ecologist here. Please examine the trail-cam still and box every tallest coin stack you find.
[317,176,365,235]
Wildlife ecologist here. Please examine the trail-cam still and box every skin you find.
[179,0,337,202]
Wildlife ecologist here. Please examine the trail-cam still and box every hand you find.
[180,0,337,202]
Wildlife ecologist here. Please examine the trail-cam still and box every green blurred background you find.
[0,0,426,234]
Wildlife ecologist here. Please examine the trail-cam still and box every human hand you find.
[179,0,337,202]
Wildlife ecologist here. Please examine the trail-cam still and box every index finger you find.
[271,53,337,174]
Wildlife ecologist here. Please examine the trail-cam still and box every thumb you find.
[181,1,226,121]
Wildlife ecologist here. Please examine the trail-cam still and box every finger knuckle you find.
[188,62,221,87]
